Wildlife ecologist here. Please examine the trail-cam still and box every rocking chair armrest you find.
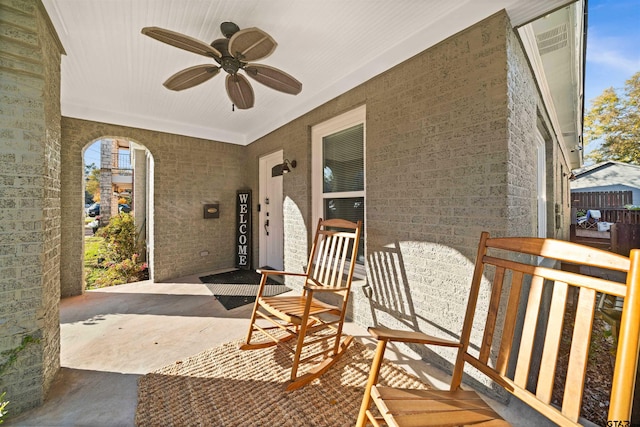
[256,269,307,277]
[368,327,461,348]
[253,270,307,298]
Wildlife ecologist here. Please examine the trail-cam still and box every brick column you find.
[133,148,147,261]
[99,140,112,225]
[0,0,63,416]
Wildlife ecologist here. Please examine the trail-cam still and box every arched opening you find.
[82,137,155,287]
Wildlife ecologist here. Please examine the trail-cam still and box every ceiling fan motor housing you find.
[221,57,241,74]
[220,22,240,38]
[212,38,243,74]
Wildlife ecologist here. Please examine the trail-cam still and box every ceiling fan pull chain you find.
[232,103,235,112]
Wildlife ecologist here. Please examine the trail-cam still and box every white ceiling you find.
[42,0,575,145]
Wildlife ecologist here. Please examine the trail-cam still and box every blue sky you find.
[583,0,640,158]
[584,0,640,104]
[84,141,101,169]
[83,1,640,168]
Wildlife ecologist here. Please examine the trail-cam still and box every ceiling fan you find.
[141,22,302,110]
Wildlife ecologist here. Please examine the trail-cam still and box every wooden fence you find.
[598,209,640,224]
[611,223,640,256]
[570,192,640,255]
[571,190,632,209]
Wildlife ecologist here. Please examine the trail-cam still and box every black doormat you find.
[199,269,280,285]
[200,269,290,310]
[213,295,256,311]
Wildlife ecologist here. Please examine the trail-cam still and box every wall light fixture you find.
[282,159,297,173]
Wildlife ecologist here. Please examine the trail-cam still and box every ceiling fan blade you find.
[228,27,277,62]
[163,65,220,91]
[244,64,302,95]
[141,27,221,59]
[226,73,254,109]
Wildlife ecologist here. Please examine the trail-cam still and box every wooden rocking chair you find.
[241,218,362,390]
[356,232,640,426]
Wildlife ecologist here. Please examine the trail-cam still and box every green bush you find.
[89,213,147,288]
[0,392,7,424]
[97,213,140,263]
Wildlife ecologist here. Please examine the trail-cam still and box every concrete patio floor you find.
[8,272,558,427]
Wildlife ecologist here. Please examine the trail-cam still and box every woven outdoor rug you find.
[135,338,431,426]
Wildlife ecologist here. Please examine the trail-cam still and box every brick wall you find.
[246,12,563,384]
[0,0,62,414]
[60,118,247,294]
[506,25,539,238]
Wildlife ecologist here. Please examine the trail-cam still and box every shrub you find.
[89,213,147,288]
[0,392,7,424]
[91,255,148,288]
[97,213,140,263]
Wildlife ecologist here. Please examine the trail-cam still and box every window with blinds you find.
[312,106,365,265]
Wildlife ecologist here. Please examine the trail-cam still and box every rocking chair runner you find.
[356,232,640,426]
[241,218,362,390]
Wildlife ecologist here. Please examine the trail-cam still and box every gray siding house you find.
[1,0,586,417]
[571,161,640,205]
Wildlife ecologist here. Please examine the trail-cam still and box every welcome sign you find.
[236,190,251,269]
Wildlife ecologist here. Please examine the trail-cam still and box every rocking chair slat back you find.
[451,233,638,424]
[309,223,360,289]
[535,279,568,404]
[357,231,640,427]
[494,270,523,376]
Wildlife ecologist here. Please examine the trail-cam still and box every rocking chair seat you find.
[369,387,507,427]
[258,295,339,324]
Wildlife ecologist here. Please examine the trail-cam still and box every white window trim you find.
[536,130,547,239]
[311,105,366,227]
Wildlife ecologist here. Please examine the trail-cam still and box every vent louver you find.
[536,23,568,55]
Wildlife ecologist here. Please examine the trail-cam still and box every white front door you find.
[259,151,284,270]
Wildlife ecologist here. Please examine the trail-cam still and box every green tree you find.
[84,162,97,175]
[85,165,100,203]
[584,71,640,165]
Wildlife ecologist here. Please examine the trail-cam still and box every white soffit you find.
[519,1,584,169]
[42,0,575,145]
